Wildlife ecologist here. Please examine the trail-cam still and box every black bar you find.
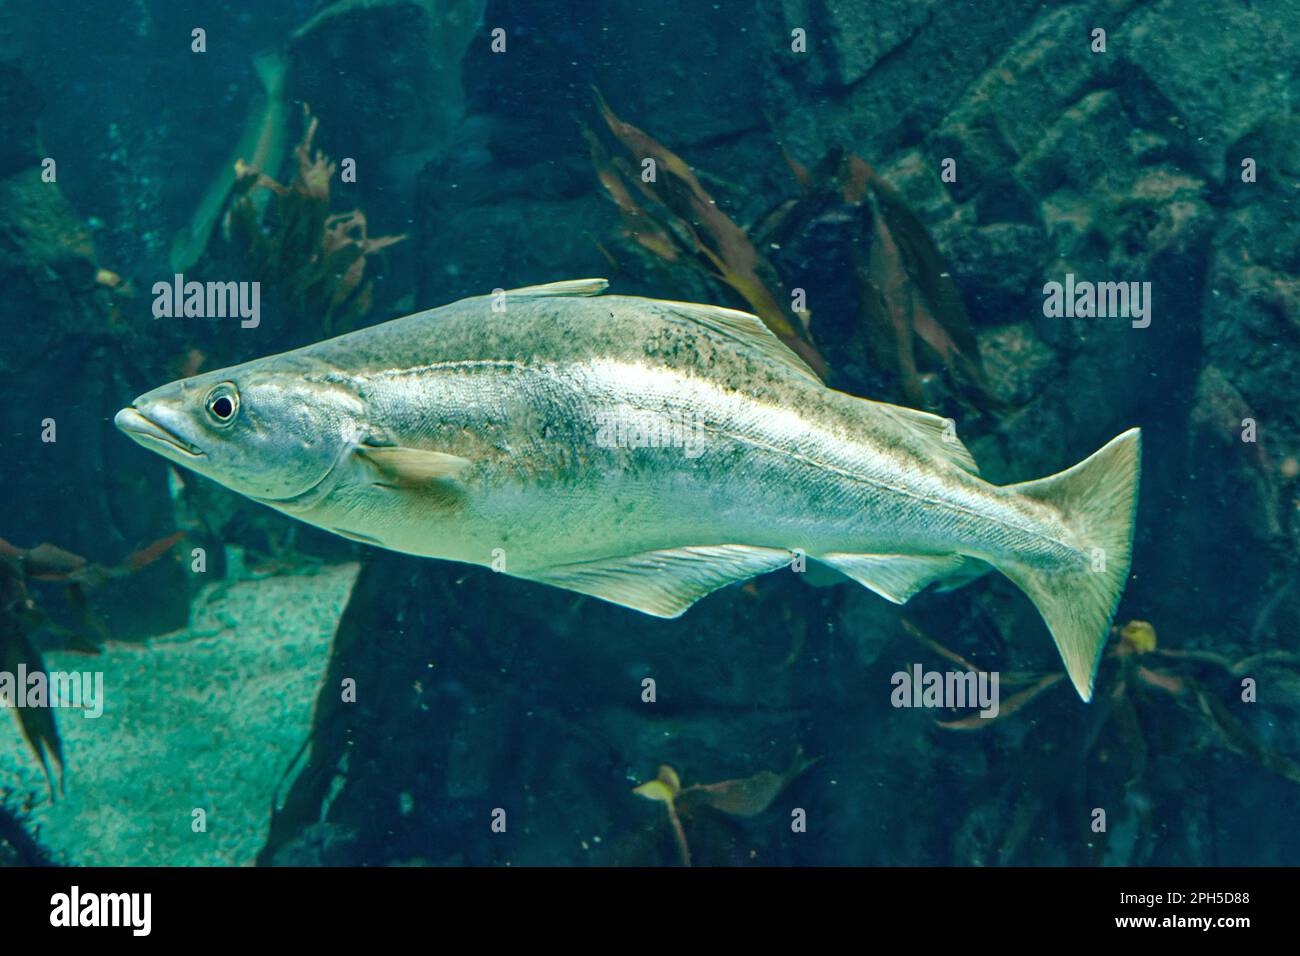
[0,866,1282,940]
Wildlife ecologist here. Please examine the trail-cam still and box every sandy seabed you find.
[0,562,359,866]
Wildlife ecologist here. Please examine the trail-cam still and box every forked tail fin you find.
[997,428,1142,701]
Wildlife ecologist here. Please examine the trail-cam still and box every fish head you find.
[115,360,363,503]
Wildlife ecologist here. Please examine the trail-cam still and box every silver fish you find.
[116,279,1140,699]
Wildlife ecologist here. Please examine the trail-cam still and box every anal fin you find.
[524,545,793,617]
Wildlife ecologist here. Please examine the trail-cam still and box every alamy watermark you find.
[891,664,999,718]
[1043,273,1151,328]
[594,407,707,459]
[50,886,150,936]
[152,273,260,328]
[0,665,104,718]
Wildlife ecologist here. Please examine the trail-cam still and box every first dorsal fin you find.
[655,300,821,384]
[503,278,609,297]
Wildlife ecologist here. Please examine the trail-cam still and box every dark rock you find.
[934,220,1049,324]
[1117,0,1300,176]
[930,4,1121,188]
[287,0,483,193]
[765,0,1044,162]
[977,322,1057,406]
[0,167,189,639]
[775,0,939,89]
[0,60,42,178]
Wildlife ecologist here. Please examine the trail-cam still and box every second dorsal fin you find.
[655,299,821,383]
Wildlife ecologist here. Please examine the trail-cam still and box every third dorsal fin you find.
[869,402,980,475]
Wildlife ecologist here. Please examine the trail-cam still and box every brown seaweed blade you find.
[592,89,828,378]
[935,673,1065,729]
[857,189,927,405]
[762,149,994,409]
[870,172,989,393]
[852,156,995,409]
[754,147,852,248]
[0,554,64,798]
[120,531,186,573]
[584,127,680,262]
[678,748,820,817]
[224,105,406,335]
[1,629,64,798]
[21,543,87,580]
[0,531,183,795]
[1131,668,1300,787]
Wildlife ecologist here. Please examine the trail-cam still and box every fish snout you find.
[115,401,205,459]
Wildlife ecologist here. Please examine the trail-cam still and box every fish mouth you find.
[114,407,206,459]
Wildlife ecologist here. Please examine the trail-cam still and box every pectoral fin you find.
[525,545,794,617]
[355,444,472,488]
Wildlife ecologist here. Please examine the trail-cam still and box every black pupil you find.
[211,396,234,419]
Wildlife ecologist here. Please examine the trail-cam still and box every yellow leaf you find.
[657,764,682,793]
[1121,620,1157,654]
[633,779,676,804]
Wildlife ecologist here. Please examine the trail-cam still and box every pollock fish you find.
[115,279,1140,699]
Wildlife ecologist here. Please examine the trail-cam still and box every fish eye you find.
[205,383,240,426]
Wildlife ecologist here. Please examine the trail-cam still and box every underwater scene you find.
[0,0,1297,871]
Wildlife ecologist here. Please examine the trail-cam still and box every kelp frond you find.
[588,98,998,409]
[763,149,995,409]
[588,89,828,378]
[632,749,818,865]
[908,616,1300,788]
[225,105,405,335]
[0,532,182,798]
